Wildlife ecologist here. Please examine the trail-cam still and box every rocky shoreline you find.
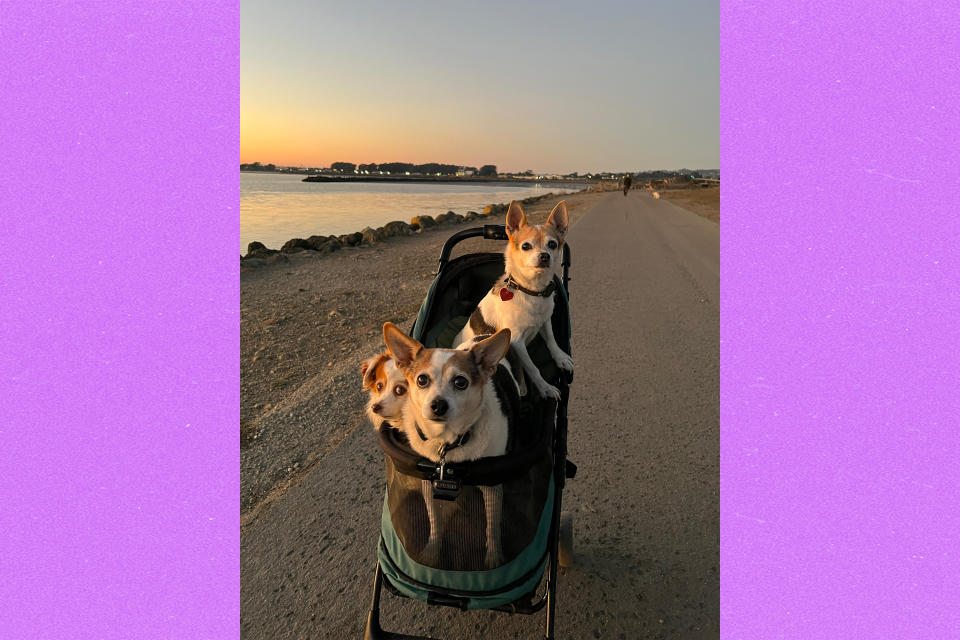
[240,193,570,270]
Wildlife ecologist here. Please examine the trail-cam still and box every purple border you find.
[721,1,960,638]
[1,2,239,638]
[3,1,959,638]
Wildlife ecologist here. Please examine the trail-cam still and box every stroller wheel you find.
[558,511,574,568]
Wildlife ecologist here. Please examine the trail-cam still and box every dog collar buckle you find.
[432,449,461,501]
[505,274,556,297]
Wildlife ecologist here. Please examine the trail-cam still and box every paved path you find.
[241,191,719,639]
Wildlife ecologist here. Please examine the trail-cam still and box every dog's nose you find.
[538,252,551,265]
[371,403,382,414]
[430,398,448,416]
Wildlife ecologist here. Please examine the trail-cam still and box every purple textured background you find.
[0,2,239,638]
[2,1,958,638]
[721,2,960,638]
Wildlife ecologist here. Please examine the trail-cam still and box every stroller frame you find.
[363,225,575,640]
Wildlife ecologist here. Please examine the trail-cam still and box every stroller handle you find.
[437,225,572,297]
[437,225,507,270]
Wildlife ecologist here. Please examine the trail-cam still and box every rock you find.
[307,235,329,250]
[317,241,341,254]
[338,232,362,247]
[360,226,386,245]
[383,220,411,237]
[244,240,279,259]
[305,235,341,254]
[281,238,312,253]
[481,203,507,216]
[240,258,266,270]
[266,253,289,265]
[435,211,463,226]
[409,222,421,232]
[464,211,479,220]
[411,214,436,229]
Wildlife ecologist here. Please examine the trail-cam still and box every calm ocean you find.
[240,173,583,253]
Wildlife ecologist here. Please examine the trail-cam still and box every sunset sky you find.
[241,0,718,174]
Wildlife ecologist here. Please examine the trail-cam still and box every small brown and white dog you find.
[454,200,574,400]
[360,353,408,430]
[383,322,513,568]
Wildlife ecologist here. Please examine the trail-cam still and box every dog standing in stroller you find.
[364,221,577,640]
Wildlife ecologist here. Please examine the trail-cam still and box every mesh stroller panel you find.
[382,442,552,572]
[377,384,557,606]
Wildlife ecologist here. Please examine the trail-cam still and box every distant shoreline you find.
[298,174,593,189]
[240,169,594,189]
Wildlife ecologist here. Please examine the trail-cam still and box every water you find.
[240,173,583,253]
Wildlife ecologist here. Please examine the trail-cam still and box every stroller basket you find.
[365,224,574,639]
[376,391,556,609]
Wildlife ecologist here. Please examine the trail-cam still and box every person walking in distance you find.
[621,173,632,196]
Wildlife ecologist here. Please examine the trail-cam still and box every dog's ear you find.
[383,322,422,370]
[505,201,527,236]
[546,201,568,237]
[361,354,387,390]
[470,328,512,377]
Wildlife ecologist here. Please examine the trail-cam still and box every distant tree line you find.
[240,162,276,171]
[329,161,499,176]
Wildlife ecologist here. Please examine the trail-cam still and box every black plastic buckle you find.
[431,459,461,501]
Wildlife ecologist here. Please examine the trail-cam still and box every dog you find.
[453,200,574,400]
[383,322,513,568]
[360,353,408,430]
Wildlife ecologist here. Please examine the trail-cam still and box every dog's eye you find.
[393,384,406,396]
[376,382,383,392]
[521,242,532,251]
[547,240,558,249]
[416,374,430,388]
[452,375,469,391]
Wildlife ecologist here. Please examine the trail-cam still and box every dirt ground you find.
[658,187,720,223]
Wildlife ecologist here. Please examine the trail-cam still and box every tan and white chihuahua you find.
[383,322,513,568]
[360,353,408,430]
[454,200,574,400]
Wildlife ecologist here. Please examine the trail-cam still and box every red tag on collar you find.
[499,287,514,301]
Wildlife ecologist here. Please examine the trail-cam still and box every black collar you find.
[505,274,556,297]
[415,423,472,457]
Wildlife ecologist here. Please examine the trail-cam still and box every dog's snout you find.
[371,403,382,414]
[430,397,448,417]
[538,252,551,264]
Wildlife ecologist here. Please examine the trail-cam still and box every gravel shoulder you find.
[657,186,720,223]
[240,189,606,524]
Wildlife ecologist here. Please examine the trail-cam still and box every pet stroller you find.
[364,224,577,640]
